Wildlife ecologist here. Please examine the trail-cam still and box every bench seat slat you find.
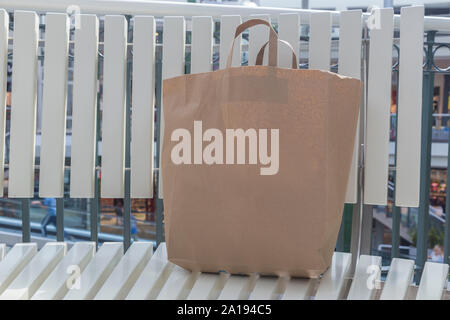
[156,264,198,300]
[31,242,95,300]
[0,243,37,295]
[249,276,281,300]
[416,262,449,300]
[218,274,257,300]
[0,242,66,300]
[187,272,227,300]
[94,242,153,300]
[64,242,123,300]
[347,255,382,300]
[380,258,414,300]
[282,277,314,300]
[126,242,173,300]
[314,252,352,300]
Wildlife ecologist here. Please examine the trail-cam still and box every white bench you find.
[0,241,446,300]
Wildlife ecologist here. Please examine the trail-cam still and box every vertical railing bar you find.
[445,140,450,264]
[391,67,401,259]
[56,197,64,241]
[417,30,436,282]
[90,58,101,248]
[21,198,30,242]
[123,16,132,251]
[154,49,164,246]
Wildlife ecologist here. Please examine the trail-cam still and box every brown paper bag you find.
[162,19,362,278]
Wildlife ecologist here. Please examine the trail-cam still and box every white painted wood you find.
[0,243,4,260]
[156,265,198,300]
[191,16,213,74]
[282,277,314,300]
[248,14,270,66]
[249,276,280,300]
[31,242,95,300]
[218,274,257,300]
[64,242,122,300]
[347,255,382,300]
[126,242,173,300]
[187,272,228,300]
[70,14,99,198]
[39,13,69,198]
[0,242,66,300]
[416,262,449,300]
[380,258,414,300]
[0,10,8,197]
[308,11,331,71]
[314,252,352,300]
[338,10,363,204]
[131,16,155,199]
[100,15,128,198]
[8,10,38,198]
[395,6,425,207]
[278,13,299,68]
[364,8,394,205]
[0,243,36,295]
[219,15,242,69]
[159,16,185,198]
[94,242,153,300]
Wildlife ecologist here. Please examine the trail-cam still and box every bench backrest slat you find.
[364,8,394,205]
[69,14,99,198]
[9,10,38,198]
[39,13,69,198]
[309,12,332,71]
[0,9,7,197]
[219,15,242,70]
[278,13,300,69]
[248,14,271,66]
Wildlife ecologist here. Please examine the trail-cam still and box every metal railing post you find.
[21,198,30,242]
[417,31,437,281]
[56,197,64,241]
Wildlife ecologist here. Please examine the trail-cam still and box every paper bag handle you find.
[226,19,278,69]
[255,39,298,69]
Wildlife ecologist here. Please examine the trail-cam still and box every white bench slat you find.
[159,16,185,199]
[8,10,38,198]
[395,6,424,207]
[309,11,331,71]
[0,243,4,260]
[0,10,8,196]
[379,257,414,300]
[364,8,394,205]
[281,277,314,300]
[416,262,449,300]
[248,14,271,66]
[0,243,37,295]
[338,10,362,204]
[187,272,228,300]
[218,274,257,300]
[219,15,242,69]
[191,16,213,74]
[131,15,155,199]
[248,275,281,300]
[70,14,99,198]
[278,13,300,68]
[31,242,95,300]
[39,13,69,198]
[94,242,153,300]
[100,15,128,198]
[126,242,173,300]
[0,242,66,300]
[156,265,198,300]
[64,242,122,300]
[347,255,382,300]
[314,252,352,300]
